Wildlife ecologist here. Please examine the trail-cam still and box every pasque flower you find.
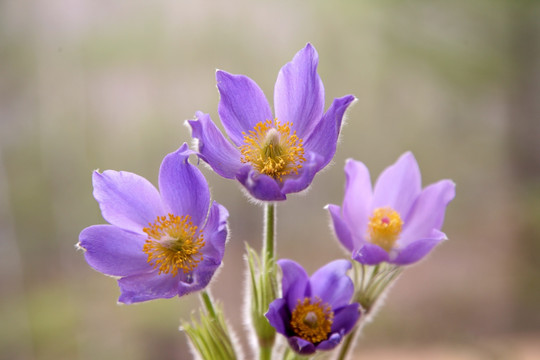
[78,144,228,304]
[188,43,355,201]
[327,152,455,266]
[265,259,360,355]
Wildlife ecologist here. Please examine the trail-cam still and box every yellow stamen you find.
[239,119,305,181]
[142,214,205,277]
[290,297,334,344]
[367,207,403,252]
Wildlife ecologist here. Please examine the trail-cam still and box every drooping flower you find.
[265,259,360,355]
[327,152,455,266]
[78,143,228,304]
[188,43,355,201]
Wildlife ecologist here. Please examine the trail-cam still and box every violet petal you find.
[331,303,360,335]
[158,144,210,227]
[316,333,342,351]
[352,243,390,265]
[236,166,287,201]
[177,264,220,297]
[304,95,355,170]
[280,151,323,195]
[309,259,353,309]
[265,298,290,336]
[188,112,242,179]
[392,230,447,265]
[92,170,163,234]
[372,152,421,219]
[117,272,178,304]
[288,336,316,355]
[217,70,273,146]
[201,201,229,263]
[79,225,150,277]
[274,43,324,138]
[401,179,456,245]
[326,204,355,252]
[277,259,310,310]
[342,159,372,242]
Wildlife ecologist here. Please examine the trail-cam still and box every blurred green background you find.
[1,0,540,359]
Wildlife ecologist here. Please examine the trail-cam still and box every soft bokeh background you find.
[1,0,539,359]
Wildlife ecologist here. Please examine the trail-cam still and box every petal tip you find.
[194,110,206,119]
[400,151,417,164]
[75,241,85,252]
[92,170,104,182]
[344,158,356,165]
[216,69,233,82]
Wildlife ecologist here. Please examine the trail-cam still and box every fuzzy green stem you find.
[283,347,309,360]
[259,202,276,360]
[260,345,272,360]
[200,290,217,319]
[336,326,358,360]
[263,202,276,266]
[186,290,238,360]
[336,264,402,360]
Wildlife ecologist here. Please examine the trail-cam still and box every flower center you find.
[239,119,305,181]
[142,214,205,277]
[290,297,334,344]
[367,207,403,252]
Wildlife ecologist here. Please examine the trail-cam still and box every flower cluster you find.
[78,44,455,359]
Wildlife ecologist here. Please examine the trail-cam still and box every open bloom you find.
[327,152,455,265]
[265,259,360,355]
[78,144,228,304]
[188,43,355,201]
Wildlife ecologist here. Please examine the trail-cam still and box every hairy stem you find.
[337,264,402,360]
[200,290,217,319]
[263,202,276,266]
[259,202,277,360]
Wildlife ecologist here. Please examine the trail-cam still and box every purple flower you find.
[188,43,355,201]
[265,259,360,355]
[327,152,455,266]
[78,144,228,304]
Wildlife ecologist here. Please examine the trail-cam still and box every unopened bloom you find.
[188,43,355,201]
[327,152,455,266]
[265,259,360,355]
[78,144,228,304]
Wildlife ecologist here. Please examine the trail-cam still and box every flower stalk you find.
[283,347,310,360]
[182,290,239,360]
[246,203,278,360]
[263,203,276,272]
[259,203,278,359]
[200,290,217,319]
[246,245,276,359]
[335,262,403,360]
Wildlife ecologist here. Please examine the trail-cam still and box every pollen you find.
[367,207,403,252]
[142,214,205,277]
[290,297,334,344]
[239,119,305,181]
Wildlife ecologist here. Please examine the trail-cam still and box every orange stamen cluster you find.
[367,207,403,252]
[290,297,334,344]
[239,119,305,181]
[142,214,205,277]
